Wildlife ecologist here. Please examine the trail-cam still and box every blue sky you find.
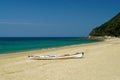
[0,0,120,37]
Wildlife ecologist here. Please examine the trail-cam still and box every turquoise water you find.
[0,37,100,54]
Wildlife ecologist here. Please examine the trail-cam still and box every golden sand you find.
[0,38,120,80]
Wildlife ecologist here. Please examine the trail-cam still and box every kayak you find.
[28,52,84,60]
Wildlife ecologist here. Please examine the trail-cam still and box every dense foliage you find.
[89,12,120,37]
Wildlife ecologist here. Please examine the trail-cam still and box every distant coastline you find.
[87,36,119,40]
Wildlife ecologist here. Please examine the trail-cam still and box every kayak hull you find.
[28,52,84,60]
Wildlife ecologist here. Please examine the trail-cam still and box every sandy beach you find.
[0,38,120,80]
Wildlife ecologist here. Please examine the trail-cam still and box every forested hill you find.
[89,12,120,37]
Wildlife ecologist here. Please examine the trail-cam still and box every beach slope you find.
[0,38,120,80]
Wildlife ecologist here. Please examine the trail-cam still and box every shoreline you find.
[0,38,120,80]
[0,37,101,55]
[0,39,102,56]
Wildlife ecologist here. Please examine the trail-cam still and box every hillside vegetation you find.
[89,12,120,37]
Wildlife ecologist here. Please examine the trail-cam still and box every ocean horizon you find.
[0,37,100,54]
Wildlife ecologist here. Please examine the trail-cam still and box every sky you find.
[0,0,120,37]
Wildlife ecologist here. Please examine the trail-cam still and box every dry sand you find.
[0,38,120,80]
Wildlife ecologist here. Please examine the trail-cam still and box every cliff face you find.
[89,12,120,37]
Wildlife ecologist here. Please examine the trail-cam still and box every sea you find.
[0,37,100,54]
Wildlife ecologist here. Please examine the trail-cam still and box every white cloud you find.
[0,21,32,25]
